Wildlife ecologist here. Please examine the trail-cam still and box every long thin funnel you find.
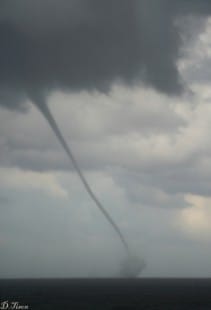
[34,100,130,257]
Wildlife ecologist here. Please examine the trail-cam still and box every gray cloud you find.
[2,83,211,201]
[1,0,211,112]
[0,196,10,206]
[113,160,211,204]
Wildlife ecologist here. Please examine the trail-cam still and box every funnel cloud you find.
[31,92,131,258]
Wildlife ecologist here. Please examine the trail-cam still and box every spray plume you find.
[32,95,131,260]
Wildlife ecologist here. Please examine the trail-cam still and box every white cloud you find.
[0,167,68,198]
[179,194,211,240]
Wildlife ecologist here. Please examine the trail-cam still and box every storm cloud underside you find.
[1,0,211,110]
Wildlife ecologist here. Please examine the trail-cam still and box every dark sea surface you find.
[0,278,211,309]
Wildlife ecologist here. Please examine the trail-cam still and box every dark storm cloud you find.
[1,0,211,111]
[173,0,211,14]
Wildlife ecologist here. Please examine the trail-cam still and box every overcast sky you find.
[1,1,211,278]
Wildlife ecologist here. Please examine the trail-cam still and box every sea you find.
[0,278,211,309]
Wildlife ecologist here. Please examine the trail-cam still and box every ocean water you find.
[0,278,211,309]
